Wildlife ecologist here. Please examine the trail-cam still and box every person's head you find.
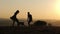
[16,10,19,13]
[14,10,19,15]
[28,12,30,14]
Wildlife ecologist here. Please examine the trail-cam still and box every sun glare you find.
[56,1,60,11]
[55,0,60,15]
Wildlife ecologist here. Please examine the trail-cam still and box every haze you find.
[0,0,60,20]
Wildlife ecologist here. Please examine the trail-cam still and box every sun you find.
[55,0,60,15]
[56,1,60,11]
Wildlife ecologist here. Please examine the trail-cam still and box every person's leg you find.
[12,21,15,27]
[28,20,32,27]
[28,21,30,26]
[16,19,20,26]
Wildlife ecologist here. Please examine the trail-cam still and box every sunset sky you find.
[0,0,60,20]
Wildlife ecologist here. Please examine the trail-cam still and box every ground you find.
[0,26,60,34]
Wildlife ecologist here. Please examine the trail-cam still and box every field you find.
[0,19,60,34]
[0,26,60,34]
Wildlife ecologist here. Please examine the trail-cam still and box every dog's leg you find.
[17,22,20,27]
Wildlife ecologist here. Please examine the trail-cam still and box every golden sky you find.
[0,0,60,20]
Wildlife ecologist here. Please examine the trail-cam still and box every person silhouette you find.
[27,12,32,26]
[10,10,20,26]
